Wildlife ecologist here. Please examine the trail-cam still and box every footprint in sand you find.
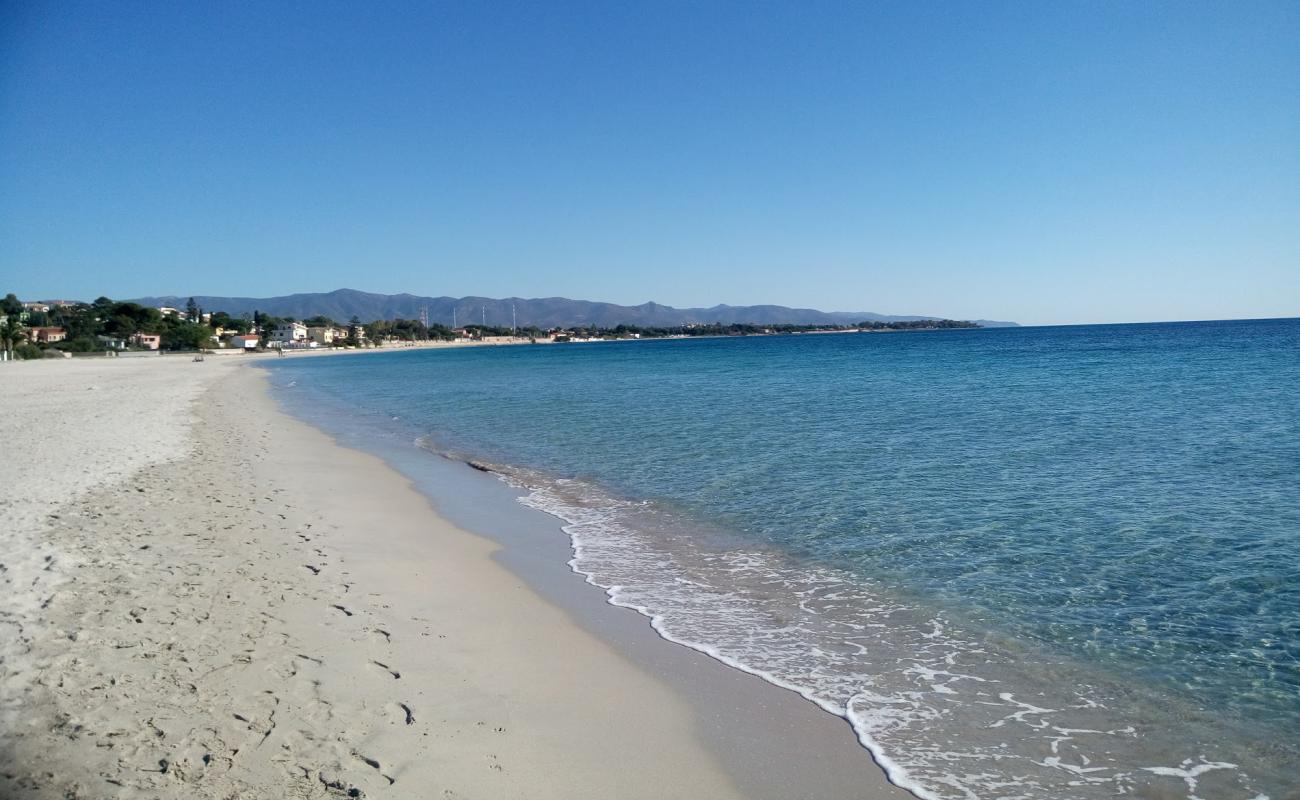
[353,752,396,785]
[371,660,401,679]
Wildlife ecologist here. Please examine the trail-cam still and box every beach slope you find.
[1,356,911,799]
[0,358,748,798]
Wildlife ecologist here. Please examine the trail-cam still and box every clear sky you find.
[1,1,1296,325]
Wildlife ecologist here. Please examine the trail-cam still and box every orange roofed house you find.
[129,332,162,350]
[28,327,66,344]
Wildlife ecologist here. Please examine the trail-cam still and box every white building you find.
[269,321,308,346]
[308,325,341,345]
[230,334,259,349]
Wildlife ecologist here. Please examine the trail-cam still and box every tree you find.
[101,303,161,337]
[427,323,455,341]
[53,336,98,353]
[49,303,98,339]
[159,318,211,351]
[14,343,43,360]
[209,311,250,334]
[1,293,22,316]
[0,314,23,357]
[186,297,200,321]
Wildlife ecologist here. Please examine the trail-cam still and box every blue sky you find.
[1,1,1296,325]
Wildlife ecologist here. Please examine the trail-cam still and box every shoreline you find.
[263,362,918,800]
[0,355,910,798]
[258,332,1298,800]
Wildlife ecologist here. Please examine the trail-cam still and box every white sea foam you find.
[400,429,1280,799]
[481,465,1278,800]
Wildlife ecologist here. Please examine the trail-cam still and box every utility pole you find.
[481,306,485,327]
[420,306,429,339]
[452,307,456,329]
[512,303,516,335]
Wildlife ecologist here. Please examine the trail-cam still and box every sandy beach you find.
[0,355,910,799]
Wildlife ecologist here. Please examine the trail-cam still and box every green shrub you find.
[14,343,44,360]
[54,336,98,353]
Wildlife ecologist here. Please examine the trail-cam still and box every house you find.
[269,321,308,346]
[96,335,127,350]
[307,325,341,345]
[29,326,67,344]
[130,332,161,350]
[230,334,259,350]
[22,302,50,313]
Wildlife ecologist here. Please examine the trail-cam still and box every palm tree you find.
[0,314,24,359]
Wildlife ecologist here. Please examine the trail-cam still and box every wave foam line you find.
[417,439,1271,800]
[513,484,941,800]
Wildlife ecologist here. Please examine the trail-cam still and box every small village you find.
[0,293,555,360]
[0,291,986,362]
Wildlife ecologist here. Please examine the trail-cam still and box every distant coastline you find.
[124,288,1020,329]
[1,290,992,363]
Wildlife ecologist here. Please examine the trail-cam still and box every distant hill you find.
[128,288,1018,328]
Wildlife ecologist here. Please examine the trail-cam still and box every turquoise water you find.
[268,319,1300,799]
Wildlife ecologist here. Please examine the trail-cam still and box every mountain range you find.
[128,288,1018,329]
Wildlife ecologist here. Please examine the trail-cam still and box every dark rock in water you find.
[467,461,492,473]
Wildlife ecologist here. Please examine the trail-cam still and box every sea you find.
[265,318,1299,800]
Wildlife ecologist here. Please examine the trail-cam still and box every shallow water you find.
[268,319,1300,799]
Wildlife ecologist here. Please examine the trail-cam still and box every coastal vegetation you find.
[0,291,461,355]
[1,294,215,356]
[0,290,982,359]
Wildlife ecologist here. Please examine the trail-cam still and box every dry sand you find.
[0,355,911,799]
